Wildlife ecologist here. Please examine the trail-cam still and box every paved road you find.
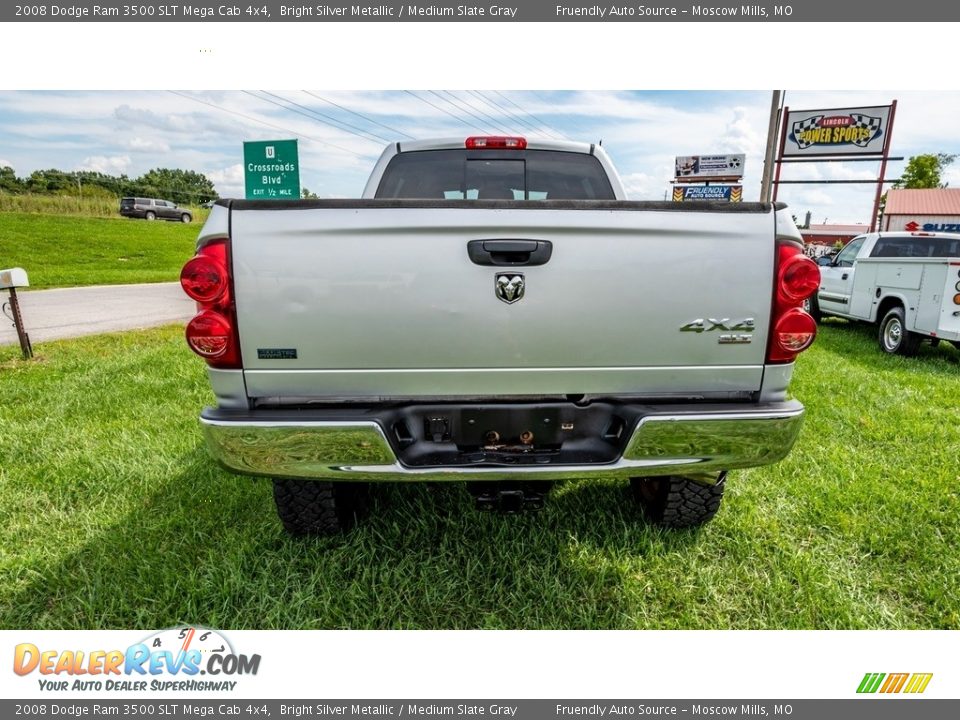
[0,282,195,346]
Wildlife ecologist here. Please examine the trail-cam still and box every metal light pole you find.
[760,90,783,203]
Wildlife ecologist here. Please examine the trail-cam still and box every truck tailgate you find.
[229,201,776,399]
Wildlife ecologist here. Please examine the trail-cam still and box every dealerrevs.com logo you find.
[13,627,261,692]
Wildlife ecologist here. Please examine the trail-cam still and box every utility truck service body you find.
[180,137,820,535]
[812,231,960,355]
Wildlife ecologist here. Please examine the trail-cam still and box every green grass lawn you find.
[0,321,958,629]
[0,212,199,289]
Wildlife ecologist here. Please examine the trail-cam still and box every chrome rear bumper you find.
[200,401,804,482]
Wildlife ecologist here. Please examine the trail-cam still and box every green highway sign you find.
[243,139,300,199]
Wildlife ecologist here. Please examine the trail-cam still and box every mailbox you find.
[1,267,32,358]
[0,267,29,290]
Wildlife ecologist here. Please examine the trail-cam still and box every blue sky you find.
[1,89,957,224]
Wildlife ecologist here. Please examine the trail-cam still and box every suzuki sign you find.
[900,219,960,233]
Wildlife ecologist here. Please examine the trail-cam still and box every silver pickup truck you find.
[179,137,821,535]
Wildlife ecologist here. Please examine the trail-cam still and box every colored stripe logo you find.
[857,672,933,694]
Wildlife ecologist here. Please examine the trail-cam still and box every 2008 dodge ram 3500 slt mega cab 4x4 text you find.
[180,136,821,535]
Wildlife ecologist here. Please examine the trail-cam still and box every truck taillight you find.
[777,253,821,304]
[180,253,228,303]
[773,308,818,353]
[767,244,820,364]
[465,136,527,150]
[186,310,237,359]
[180,238,241,369]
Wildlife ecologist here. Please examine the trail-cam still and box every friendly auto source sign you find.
[674,154,745,180]
[244,139,300,199]
[785,105,891,156]
[673,185,742,202]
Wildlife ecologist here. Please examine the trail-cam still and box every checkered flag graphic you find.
[791,115,824,149]
[850,114,883,147]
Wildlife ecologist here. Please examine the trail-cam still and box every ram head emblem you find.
[495,273,525,304]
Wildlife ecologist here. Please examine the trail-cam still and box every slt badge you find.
[495,273,525,304]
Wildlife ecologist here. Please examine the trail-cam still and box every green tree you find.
[0,166,23,194]
[894,153,956,189]
[136,168,218,206]
[74,170,124,196]
[0,166,221,205]
[879,153,957,223]
[301,187,319,199]
[26,169,74,193]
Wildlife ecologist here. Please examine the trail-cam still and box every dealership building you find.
[881,188,960,232]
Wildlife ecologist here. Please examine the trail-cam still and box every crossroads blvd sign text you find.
[244,139,300,200]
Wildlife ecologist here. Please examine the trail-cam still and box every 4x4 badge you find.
[495,273,525,304]
[680,318,755,332]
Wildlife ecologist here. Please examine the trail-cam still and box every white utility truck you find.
[180,137,821,535]
[811,231,960,355]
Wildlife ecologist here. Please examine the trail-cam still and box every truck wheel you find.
[878,307,921,356]
[630,473,725,529]
[272,479,369,536]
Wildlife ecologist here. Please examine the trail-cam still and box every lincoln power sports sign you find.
[785,105,892,156]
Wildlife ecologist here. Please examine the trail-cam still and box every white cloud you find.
[788,163,824,181]
[826,163,877,181]
[716,107,766,155]
[940,165,960,188]
[121,137,171,153]
[78,154,131,174]
[114,104,195,133]
[620,172,662,199]
[207,163,244,197]
[0,158,12,167]
[798,189,835,207]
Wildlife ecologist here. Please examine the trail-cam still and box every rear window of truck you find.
[871,236,960,258]
[374,149,616,200]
